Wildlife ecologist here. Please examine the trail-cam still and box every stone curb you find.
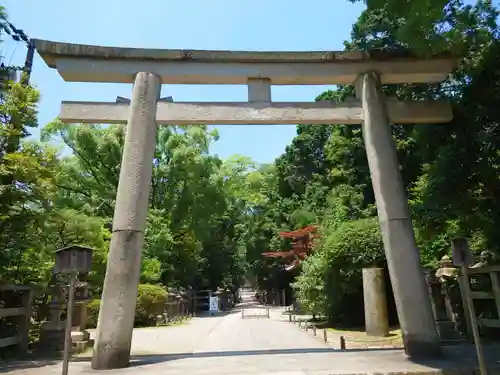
[285,315,401,350]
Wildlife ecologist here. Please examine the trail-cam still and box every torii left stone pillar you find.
[91,72,161,370]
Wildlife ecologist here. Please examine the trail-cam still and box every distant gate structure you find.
[34,39,456,369]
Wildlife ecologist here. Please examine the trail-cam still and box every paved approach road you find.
[2,292,490,375]
[4,307,342,375]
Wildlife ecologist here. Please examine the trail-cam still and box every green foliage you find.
[0,80,60,284]
[88,284,168,329]
[349,0,498,57]
[135,284,168,326]
[87,299,101,329]
[293,218,384,323]
[38,122,250,292]
[140,257,162,284]
[241,0,500,328]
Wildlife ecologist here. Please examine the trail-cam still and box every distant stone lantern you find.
[54,245,94,375]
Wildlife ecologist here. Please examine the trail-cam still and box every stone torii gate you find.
[34,39,455,369]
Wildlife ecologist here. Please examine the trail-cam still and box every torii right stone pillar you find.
[357,72,441,358]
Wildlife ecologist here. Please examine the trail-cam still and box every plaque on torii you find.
[33,39,456,368]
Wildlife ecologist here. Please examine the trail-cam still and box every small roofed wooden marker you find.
[34,39,457,369]
[54,245,94,375]
[54,245,93,274]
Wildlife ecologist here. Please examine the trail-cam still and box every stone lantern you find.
[40,245,94,355]
[433,255,465,341]
[436,255,457,280]
[39,273,68,351]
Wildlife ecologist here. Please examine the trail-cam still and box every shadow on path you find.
[0,359,60,373]
[71,347,400,367]
[1,345,500,372]
[0,347,380,372]
[93,345,499,371]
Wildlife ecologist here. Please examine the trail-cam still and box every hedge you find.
[87,283,168,328]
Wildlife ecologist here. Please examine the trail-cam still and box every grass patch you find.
[76,346,93,358]
[328,326,402,344]
[154,316,191,328]
[329,326,400,335]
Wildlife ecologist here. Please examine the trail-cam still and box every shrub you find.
[293,218,385,325]
[87,299,101,329]
[135,284,168,327]
[86,284,167,328]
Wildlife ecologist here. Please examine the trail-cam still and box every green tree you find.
[41,121,248,291]
[349,0,498,57]
[0,79,61,283]
[294,218,385,324]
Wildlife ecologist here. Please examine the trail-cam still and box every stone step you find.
[440,338,467,345]
[438,326,462,336]
[437,320,457,330]
[436,320,465,342]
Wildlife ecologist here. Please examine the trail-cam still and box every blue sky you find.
[2,0,365,163]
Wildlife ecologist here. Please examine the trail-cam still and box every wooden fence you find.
[460,264,500,335]
[0,284,33,351]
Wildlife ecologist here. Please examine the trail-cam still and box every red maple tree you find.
[261,225,317,271]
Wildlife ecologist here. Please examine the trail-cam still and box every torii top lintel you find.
[33,39,457,85]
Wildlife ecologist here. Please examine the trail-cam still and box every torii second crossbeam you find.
[59,99,452,125]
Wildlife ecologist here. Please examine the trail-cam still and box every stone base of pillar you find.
[39,327,65,352]
[72,341,88,353]
[92,345,131,369]
[403,335,443,358]
[381,220,443,359]
[38,328,92,354]
[71,330,89,342]
[71,331,92,354]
